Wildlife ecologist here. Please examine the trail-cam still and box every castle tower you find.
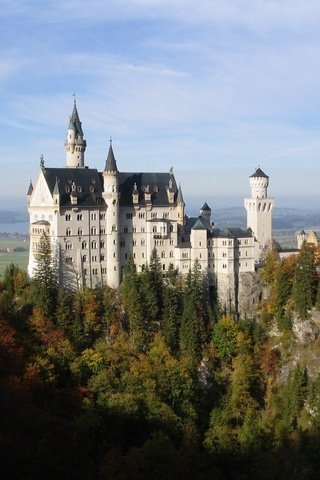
[244,168,274,255]
[176,184,185,226]
[64,99,86,167]
[200,202,212,229]
[103,142,121,288]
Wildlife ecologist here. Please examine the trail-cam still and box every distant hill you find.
[213,207,320,232]
[0,210,28,224]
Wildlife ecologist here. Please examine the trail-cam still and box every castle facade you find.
[27,102,274,309]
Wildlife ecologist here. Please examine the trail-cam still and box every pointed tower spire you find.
[177,184,184,204]
[27,180,33,196]
[104,142,118,172]
[65,99,86,167]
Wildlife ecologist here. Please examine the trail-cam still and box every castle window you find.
[126,212,133,219]
[228,240,232,246]
[92,268,98,275]
[223,252,227,257]
[153,225,157,233]
[170,225,173,232]
[163,264,165,270]
[222,240,227,246]
[120,240,125,247]
[82,255,87,262]
[141,239,145,246]
[92,241,97,249]
[83,269,87,275]
[65,186,70,193]
[142,252,145,258]
[151,212,157,218]
[82,241,87,249]
[92,255,97,262]
[170,251,173,258]
[100,212,106,220]
[141,226,145,233]
[161,251,165,258]
[77,213,83,221]
[199,253,202,259]
[89,186,95,193]
[66,256,73,264]
[124,226,128,233]
[114,266,117,271]
[100,227,105,234]
[65,213,71,221]
[113,239,116,245]
[102,268,107,274]
[133,239,137,246]
[91,213,97,220]
[66,228,71,236]
[65,242,72,250]
[199,241,202,246]
[101,240,105,248]
[139,212,145,219]
[78,228,83,236]
[101,254,105,261]
[91,227,97,235]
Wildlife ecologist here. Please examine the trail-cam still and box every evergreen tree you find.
[161,266,182,352]
[292,241,317,319]
[273,261,291,322]
[32,232,58,318]
[141,249,164,324]
[180,261,207,361]
[120,254,145,348]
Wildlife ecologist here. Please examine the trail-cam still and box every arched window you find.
[82,241,87,250]
[82,255,87,262]
[65,242,72,250]
[91,227,97,235]
[153,225,157,233]
[92,240,97,249]
[66,228,71,236]
[78,227,83,236]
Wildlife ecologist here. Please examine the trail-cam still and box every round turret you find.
[249,168,269,198]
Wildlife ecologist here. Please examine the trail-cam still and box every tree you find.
[120,255,145,348]
[292,241,317,319]
[179,261,208,361]
[32,232,58,318]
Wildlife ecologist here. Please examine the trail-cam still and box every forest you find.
[1,235,320,479]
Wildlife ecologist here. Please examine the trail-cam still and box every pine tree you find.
[120,255,145,348]
[32,232,58,319]
[179,261,207,361]
[161,268,182,353]
[140,248,164,345]
[292,241,317,319]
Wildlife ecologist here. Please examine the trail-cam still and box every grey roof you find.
[209,227,253,239]
[31,220,50,225]
[176,184,184,204]
[68,102,84,136]
[118,172,178,207]
[42,167,104,207]
[105,145,118,172]
[200,202,211,211]
[53,177,60,195]
[192,217,207,230]
[250,167,268,178]
[299,229,306,235]
[27,181,33,195]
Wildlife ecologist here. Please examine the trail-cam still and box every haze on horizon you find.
[1,1,320,209]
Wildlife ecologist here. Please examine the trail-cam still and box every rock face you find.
[238,271,262,316]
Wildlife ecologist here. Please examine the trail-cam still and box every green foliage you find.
[179,261,209,361]
[212,315,239,360]
[32,232,58,318]
[292,241,317,319]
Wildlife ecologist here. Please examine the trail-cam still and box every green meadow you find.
[0,234,29,278]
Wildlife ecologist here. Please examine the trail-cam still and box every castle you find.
[27,102,274,310]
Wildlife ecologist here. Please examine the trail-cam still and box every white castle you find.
[27,102,274,310]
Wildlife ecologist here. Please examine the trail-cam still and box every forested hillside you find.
[1,239,320,479]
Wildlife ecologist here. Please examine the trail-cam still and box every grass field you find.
[0,234,29,278]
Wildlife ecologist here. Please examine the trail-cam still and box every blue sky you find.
[1,0,320,212]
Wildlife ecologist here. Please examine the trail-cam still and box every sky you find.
[1,0,320,213]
